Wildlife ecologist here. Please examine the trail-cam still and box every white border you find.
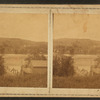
[50,5,100,97]
[0,4,100,97]
[0,5,50,96]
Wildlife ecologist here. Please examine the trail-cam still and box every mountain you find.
[0,37,47,46]
[0,37,47,54]
[54,38,100,46]
[54,38,100,54]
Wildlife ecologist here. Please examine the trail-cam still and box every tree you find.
[0,45,5,55]
[0,43,6,75]
[53,56,61,76]
[95,56,100,67]
[0,55,5,75]
[53,55,75,77]
[25,52,46,61]
[61,56,74,76]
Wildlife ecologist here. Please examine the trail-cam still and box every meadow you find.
[0,54,47,87]
[53,54,100,88]
[53,75,100,88]
[0,73,47,87]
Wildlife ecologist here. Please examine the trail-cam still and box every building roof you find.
[31,60,47,67]
[73,55,97,59]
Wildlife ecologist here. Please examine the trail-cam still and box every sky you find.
[0,13,48,42]
[54,14,100,41]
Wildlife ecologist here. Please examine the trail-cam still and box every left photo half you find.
[0,13,48,87]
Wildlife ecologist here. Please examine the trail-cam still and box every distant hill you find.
[54,38,100,54]
[54,38,100,46]
[0,37,47,54]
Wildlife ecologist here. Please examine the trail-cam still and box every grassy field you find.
[0,54,47,87]
[53,54,100,88]
[0,72,47,87]
[53,75,100,88]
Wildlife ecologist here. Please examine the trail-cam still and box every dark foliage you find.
[54,38,100,55]
[0,38,47,54]
[25,53,46,61]
[0,56,5,75]
[53,55,75,77]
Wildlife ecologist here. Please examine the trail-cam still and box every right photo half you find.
[53,13,100,88]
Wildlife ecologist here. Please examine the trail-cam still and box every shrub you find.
[0,55,5,75]
[53,55,75,77]
[95,56,100,67]
[25,53,46,61]
[53,56,60,76]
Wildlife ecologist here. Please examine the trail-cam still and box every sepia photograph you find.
[0,13,48,87]
[1,4,100,97]
[53,13,100,88]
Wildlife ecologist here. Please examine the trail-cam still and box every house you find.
[73,55,97,76]
[6,65,21,75]
[6,60,47,75]
[63,54,98,76]
[31,60,47,74]
[21,60,47,75]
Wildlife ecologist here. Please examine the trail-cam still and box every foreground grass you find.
[0,73,47,87]
[53,75,100,88]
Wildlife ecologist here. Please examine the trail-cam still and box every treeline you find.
[54,38,100,55]
[54,44,100,55]
[53,54,75,77]
[0,38,47,54]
